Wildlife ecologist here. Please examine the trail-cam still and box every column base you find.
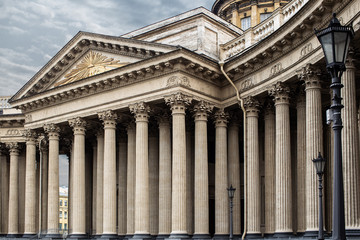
[132,234,152,240]
[192,234,211,240]
[69,233,88,238]
[244,233,262,239]
[44,233,62,239]
[272,232,293,238]
[346,229,360,237]
[101,234,119,239]
[22,233,37,238]
[303,231,318,238]
[166,233,190,240]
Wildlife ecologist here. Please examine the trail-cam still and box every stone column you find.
[6,142,21,237]
[299,65,323,236]
[92,143,97,236]
[68,117,87,237]
[96,131,104,236]
[23,130,38,236]
[214,109,229,239]
[193,101,213,239]
[269,82,293,236]
[118,132,127,237]
[227,116,241,237]
[157,113,172,238]
[243,97,261,237]
[126,122,136,237]
[342,55,360,233]
[164,92,192,238]
[98,110,118,237]
[0,147,9,235]
[44,124,60,237]
[129,102,151,239]
[149,127,159,237]
[264,103,275,235]
[40,140,48,234]
[296,92,306,234]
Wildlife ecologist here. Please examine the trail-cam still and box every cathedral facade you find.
[1,0,360,239]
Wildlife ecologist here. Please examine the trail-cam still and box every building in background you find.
[0,0,360,239]
[59,186,68,235]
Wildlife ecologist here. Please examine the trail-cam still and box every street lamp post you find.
[315,13,355,240]
[312,153,326,240]
[227,185,236,240]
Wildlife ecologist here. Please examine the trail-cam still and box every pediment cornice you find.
[11,49,221,113]
[9,31,178,102]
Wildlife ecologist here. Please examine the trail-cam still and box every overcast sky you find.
[0,0,214,97]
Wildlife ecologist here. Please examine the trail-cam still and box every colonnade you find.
[0,60,360,239]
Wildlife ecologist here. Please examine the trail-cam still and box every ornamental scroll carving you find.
[239,78,253,92]
[166,76,191,88]
[270,62,283,77]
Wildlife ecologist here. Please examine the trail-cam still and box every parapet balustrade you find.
[0,96,11,109]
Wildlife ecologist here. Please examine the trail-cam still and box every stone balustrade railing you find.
[221,0,309,59]
[0,96,12,109]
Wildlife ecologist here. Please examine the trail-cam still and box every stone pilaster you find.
[118,132,127,237]
[0,146,9,235]
[44,124,60,237]
[96,131,104,236]
[295,91,306,234]
[269,82,292,235]
[157,113,172,238]
[23,130,37,236]
[149,126,159,237]
[164,92,192,238]
[227,115,241,236]
[126,122,136,237]
[98,110,118,237]
[6,142,21,237]
[68,117,87,237]
[243,96,261,237]
[214,109,229,238]
[264,103,275,235]
[193,100,213,239]
[129,102,151,239]
[299,65,323,235]
[342,55,360,233]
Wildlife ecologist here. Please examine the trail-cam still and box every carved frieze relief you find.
[166,76,191,88]
[239,78,253,92]
[300,43,313,59]
[270,62,283,77]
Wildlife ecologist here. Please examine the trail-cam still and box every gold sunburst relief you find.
[54,51,129,87]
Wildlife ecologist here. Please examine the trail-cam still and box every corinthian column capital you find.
[214,109,229,127]
[269,82,290,104]
[192,100,214,121]
[69,117,87,135]
[129,102,151,122]
[297,64,322,89]
[243,96,260,115]
[23,129,37,143]
[98,110,117,128]
[6,142,21,154]
[43,123,60,138]
[164,92,192,114]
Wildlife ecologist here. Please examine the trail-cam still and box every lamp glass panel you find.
[334,31,348,63]
[319,33,334,65]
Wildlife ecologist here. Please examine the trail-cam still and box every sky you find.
[0,0,214,97]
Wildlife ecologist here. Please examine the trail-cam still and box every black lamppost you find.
[312,153,326,240]
[315,13,354,240]
[227,185,236,240]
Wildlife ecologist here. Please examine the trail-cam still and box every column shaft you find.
[264,106,275,234]
[158,117,172,236]
[7,143,20,236]
[24,130,37,235]
[214,110,229,236]
[99,111,117,236]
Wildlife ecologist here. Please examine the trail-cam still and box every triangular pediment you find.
[10,31,177,102]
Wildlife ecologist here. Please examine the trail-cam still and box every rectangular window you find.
[64,211,67,219]
[59,211,62,218]
[241,17,251,31]
[64,224,67,230]
[64,201,67,206]
[60,200,62,206]
[59,223,62,230]
[260,13,272,22]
